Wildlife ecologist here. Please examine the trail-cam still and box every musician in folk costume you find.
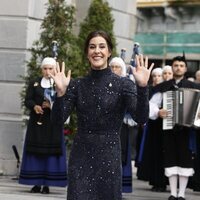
[150,56,200,200]
[146,66,173,192]
[19,57,67,194]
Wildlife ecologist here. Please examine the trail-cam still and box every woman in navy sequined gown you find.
[51,31,154,200]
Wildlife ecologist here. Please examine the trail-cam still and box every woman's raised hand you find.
[132,55,154,87]
[50,62,71,97]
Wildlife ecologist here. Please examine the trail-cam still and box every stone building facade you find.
[0,0,137,175]
[135,0,200,75]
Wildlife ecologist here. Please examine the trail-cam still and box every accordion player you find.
[163,88,200,130]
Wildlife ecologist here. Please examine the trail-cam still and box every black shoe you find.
[177,197,185,200]
[30,185,41,193]
[41,186,49,194]
[168,195,177,200]
[151,186,166,192]
[193,186,200,191]
[157,187,167,192]
[151,186,157,191]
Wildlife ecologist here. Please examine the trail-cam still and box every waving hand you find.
[50,62,71,97]
[132,55,154,87]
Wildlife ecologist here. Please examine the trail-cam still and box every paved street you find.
[0,170,199,200]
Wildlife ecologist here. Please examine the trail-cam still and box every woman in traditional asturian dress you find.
[19,57,67,194]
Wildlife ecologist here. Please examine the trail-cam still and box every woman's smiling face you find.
[87,36,111,70]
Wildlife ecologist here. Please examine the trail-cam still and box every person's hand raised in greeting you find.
[50,62,71,97]
[132,54,154,87]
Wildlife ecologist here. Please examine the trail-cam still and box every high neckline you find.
[90,67,112,79]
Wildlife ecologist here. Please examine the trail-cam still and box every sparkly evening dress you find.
[52,68,149,200]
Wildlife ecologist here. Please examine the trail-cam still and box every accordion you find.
[163,88,200,130]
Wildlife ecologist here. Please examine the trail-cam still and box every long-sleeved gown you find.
[52,68,149,200]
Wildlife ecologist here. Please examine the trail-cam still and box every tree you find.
[78,0,117,71]
[21,0,81,145]
[22,0,81,87]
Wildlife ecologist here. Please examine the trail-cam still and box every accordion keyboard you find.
[163,91,174,130]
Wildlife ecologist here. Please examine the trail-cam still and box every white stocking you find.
[168,175,178,197]
[178,176,189,198]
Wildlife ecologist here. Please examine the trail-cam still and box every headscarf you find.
[109,57,127,77]
[151,67,163,76]
[162,65,172,72]
[41,57,56,68]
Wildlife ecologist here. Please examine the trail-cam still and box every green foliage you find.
[78,0,117,70]
[39,0,82,72]
[20,0,82,145]
[21,0,82,99]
